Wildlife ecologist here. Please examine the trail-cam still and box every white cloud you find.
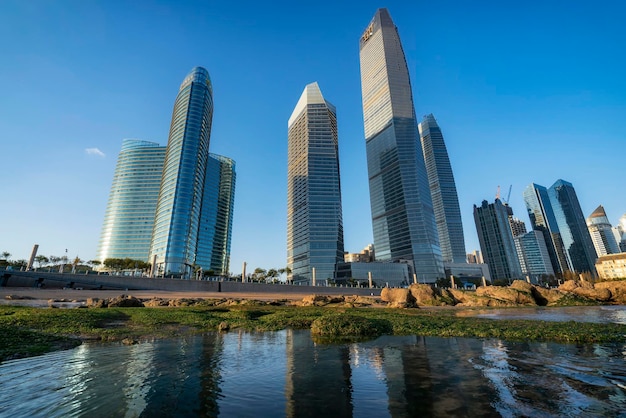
[85,148,106,158]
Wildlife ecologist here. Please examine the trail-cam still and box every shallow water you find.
[0,330,625,417]
[462,305,626,324]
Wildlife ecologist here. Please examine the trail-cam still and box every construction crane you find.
[496,185,512,204]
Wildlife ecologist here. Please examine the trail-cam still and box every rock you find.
[571,287,612,302]
[594,281,626,304]
[530,286,567,306]
[447,288,510,307]
[122,338,137,345]
[143,298,169,307]
[475,286,536,305]
[107,295,144,308]
[510,280,533,293]
[86,298,108,308]
[300,295,335,307]
[218,321,230,331]
[380,288,415,308]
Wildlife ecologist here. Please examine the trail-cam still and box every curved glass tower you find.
[97,139,166,262]
[196,153,236,276]
[419,114,466,263]
[359,8,443,282]
[149,67,214,278]
[287,82,344,285]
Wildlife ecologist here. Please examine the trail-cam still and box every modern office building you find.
[466,250,483,264]
[587,205,620,256]
[418,114,466,263]
[344,244,375,263]
[514,231,555,281]
[506,205,527,238]
[548,180,598,276]
[359,8,443,282]
[473,199,523,281]
[287,82,344,285]
[595,253,626,280]
[195,154,236,276]
[335,261,410,287]
[97,139,166,263]
[149,67,214,278]
[615,214,626,252]
[523,183,569,274]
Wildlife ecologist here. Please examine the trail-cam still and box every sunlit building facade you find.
[587,205,620,256]
[287,82,344,285]
[149,67,214,278]
[359,8,443,282]
[196,154,236,276]
[97,139,166,263]
[418,114,466,264]
[514,231,555,280]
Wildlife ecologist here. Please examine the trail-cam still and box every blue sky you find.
[1,1,624,272]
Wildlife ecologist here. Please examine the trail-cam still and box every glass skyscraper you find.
[418,114,466,264]
[549,179,598,275]
[359,8,443,282]
[523,183,569,274]
[97,139,166,262]
[587,205,620,256]
[149,67,214,278]
[196,154,236,276]
[473,199,523,281]
[287,82,344,285]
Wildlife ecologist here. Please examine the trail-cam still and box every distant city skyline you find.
[1,1,624,274]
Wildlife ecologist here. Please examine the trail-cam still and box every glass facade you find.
[196,154,236,275]
[149,67,214,278]
[97,139,166,262]
[586,205,620,256]
[418,114,466,263]
[287,82,344,285]
[523,183,569,274]
[473,199,523,281]
[514,231,555,279]
[359,8,443,282]
[548,180,598,275]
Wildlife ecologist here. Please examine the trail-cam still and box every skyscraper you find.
[287,82,344,285]
[97,139,166,262]
[418,114,466,264]
[473,199,523,281]
[196,154,236,276]
[359,8,443,282]
[149,67,214,278]
[549,180,598,275]
[514,231,555,280]
[523,183,569,274]
[587,205,620,256]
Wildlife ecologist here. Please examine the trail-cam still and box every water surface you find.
[1,330,625,417]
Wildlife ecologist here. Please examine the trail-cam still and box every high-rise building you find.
[196,154,236,276]
[473,199,523,281]
[514,231,555,280]
[149,67,214,278]
[97,139,166,263]
[418,114,466,263]
[287,82,344,285]
[359,8,443,282]
[523,183,569,274]
[587,205,620,256]
[615,214,626,252]
[549,180,598,275]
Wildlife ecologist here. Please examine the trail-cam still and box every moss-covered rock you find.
[310,313,392,340]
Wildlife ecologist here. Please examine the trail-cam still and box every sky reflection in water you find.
[0,327,625,417]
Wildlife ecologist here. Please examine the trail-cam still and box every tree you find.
[34,255,49,270]
[1,251,10,261]
[266,269,278,283]
[252,267,267,282]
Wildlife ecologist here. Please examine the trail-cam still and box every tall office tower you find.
[548,180,598,275]
[418,114,466,263]
[287,82,344,285]
[359,8,443,282]
[587,205,620,256]
[514,231,555,280]
[505,204,527,238]
[614,214,626,252]
[523,183,569,274]
[149,67,214,278]
[196,154,236,276]
[473,199,523,281]
[97,139,166,263]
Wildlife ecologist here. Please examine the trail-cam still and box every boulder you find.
[475,286,536,305]
[107,295,144,308]
[510,280,533,293]
[143,298,168,307]
[86,297,108,308]
[530,286,567,306]
[571,287,612,302]
[380,288,415,308]
[594,281,626,304]
[447,288,511,307]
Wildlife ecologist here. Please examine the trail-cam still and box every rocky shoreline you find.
[382,279,626,308]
